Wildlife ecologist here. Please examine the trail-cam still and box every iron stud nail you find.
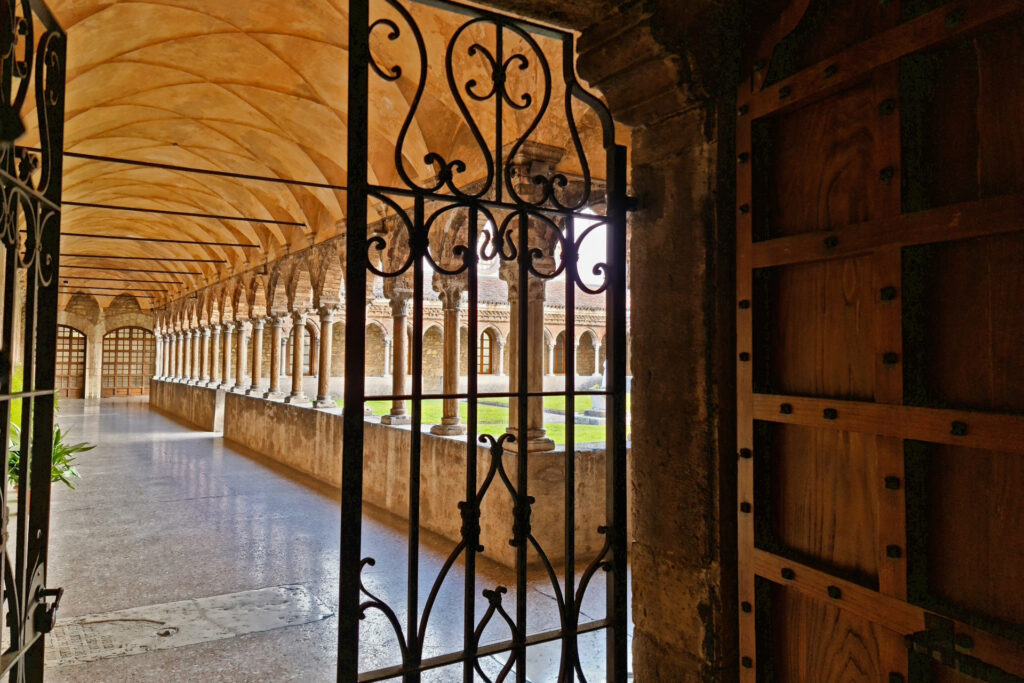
[824,64,838,79]
[880,285,898,301]
[739,203,750,214]
[740,502,752,514]
[780,403,792,415]
[738,299,751,309]
[880,166,895,182]
[741,601,752,613]
[739,448,752,459]
[781,568,795,580]
[946,7,966,27]
[741,656,753,669]
[885,476,901,490]
[779,85,792,100]
[739,352,750,362]
[738,104,749,117]
[886,545,902,559]
[738,152,749,164]
[883,352,900,365]
[879,98,897,116]
[823,408,838,420]
[889,675,905,683]
[955,633,974,650]
[827,585,842,599]
[951,421,968,437]
[824,235,839,249]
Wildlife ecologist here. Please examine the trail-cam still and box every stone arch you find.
[423,324,443,378]
[479,326,499,375]
[314,247,344,307]
[331,319,346,376]
[217,286,235,324]
[553,331,567,375]
[577,329,598,376]
[64,293,101,326]
[286,319,318,376]
[266,268,289,315]
[232,282,250,321]
[288,261,315,312]
[366,321,387,377]
[249,277,268,318]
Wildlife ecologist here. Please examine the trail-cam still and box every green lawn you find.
[335,397,629,445]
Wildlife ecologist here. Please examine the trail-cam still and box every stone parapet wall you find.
[217,390,625,568]
[151,380,224,431]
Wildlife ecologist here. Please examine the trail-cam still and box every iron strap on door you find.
[341,0,629,680]
[0,0,67,681]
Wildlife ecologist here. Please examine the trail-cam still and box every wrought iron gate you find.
[342,0,629,680]
[0,0,66,680]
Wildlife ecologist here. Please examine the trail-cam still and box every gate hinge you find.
[907,613,1024,682]
[34,586,63,634]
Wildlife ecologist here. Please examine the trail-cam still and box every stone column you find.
[381,292,411,425]
[314,307,336,408]
[431,277,466,435]
[153,330,163,379]
[547,341,556,376]
[175,331,185,380]
[182,330,192,381]
[247,318,265,395]
[284,311,307,404]
[233,320,250,392]
[496,339,506,376]
[168,333,177,379]
[264,315,285,399]
[200,326,211,384]
[158,333,167,378]
[381,338,392,378]
[209,324,222,387]
[191,329,202,383]
[220,322,234,389]
[501,262,554,451]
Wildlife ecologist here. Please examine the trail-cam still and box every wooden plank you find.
[751,193,1024,269]
[753,394,1024,455]
[735,79,757,681]
[754,549,1024,678]
[739,0,1024,121]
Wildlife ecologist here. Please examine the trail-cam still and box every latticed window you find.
[101,327,155,397]
[478,329,493,374]
[554,331,566,375]
[56,325,86,398]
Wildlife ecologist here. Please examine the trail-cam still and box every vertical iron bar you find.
[463,205,479,682]
[340,0,369,678]
[407,195,425,681]
[605,144,629,680]
[515,209,529,683]
[562,212,577,681]
[494,25,503,205]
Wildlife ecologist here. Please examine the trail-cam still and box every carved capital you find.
[432,271,466,312]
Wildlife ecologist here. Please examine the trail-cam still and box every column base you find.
[503,429,556,453]
[263,390,285,400]
[231,385,248,394]
[430,423,467,436]
[246,386,263,396]
[219,383,233,391]
[314,398,337,409]
[381,413,410,425]
[283,393,307,405]
[584,409,607,418]
[364,406,374,416]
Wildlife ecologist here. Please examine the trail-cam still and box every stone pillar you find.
[381,292,411,425]
[220,323,234,389]
[175,331,184,380]
[182,330,193,381]
[233,320,250,392]
[158,333,167,378]
[431,277,466,435]
[200,326,211,384]
[284,311,307,404]
[381,338,392,378]
[153,330,163,379]
[191,329,201,383]
[209,324,222,387]
[314,307,336,408]
[265,315,286,399]
[496,339,506,376]
[247,318,265,395]
[501,262,554,451]
[547,340,556,377]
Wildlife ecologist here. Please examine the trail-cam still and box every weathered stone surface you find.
[151,380,225,432]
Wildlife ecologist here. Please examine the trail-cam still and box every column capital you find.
[317,305,337,322]
[201,325,211,338]
[500,261,549,304]
[291,309,307,324]
[432,272,466,312]
[222,321,234,334]
[235,319,251,334]
[388,293,411,318]
[250,317,266,331]
[210,323,221,336]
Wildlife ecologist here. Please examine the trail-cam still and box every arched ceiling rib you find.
[32,0,617,309]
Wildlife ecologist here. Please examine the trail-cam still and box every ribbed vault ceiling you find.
[27,0,612,310]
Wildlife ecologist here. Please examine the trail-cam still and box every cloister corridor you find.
[42,399,630,681]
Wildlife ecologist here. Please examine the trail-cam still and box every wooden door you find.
[55,325,86,399]
[101,327,155,397]
[736,2,1024,680]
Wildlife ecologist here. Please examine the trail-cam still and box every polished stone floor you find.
[44,399,628,681]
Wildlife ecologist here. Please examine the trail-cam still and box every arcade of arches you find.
[32,0,1024,680]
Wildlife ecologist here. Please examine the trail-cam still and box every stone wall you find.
[151,380,225,432]
[218,391,624,568]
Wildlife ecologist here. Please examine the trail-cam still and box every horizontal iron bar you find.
[60,290,155,298]
[360,390,613,401]
[50,149,348,192]
[61,265,202,275]
[0,389,57,402]
[61,253,225,264]
[368,183,609,219]
[0,166,61,212]
[358,619,609,682]
[63,200,304,228]
[57,284,166,292]
[61,275,183,285]
[59,230,261,248]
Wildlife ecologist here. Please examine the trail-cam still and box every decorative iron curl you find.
[481,211,518,263]
[423,201,497,276]
[0,0,35,135]
[357,557,410,664]
[472,585,517,683]
[368,18,402,81]
[500,26,552,206]
[572,220,611,295]
[497,210,565,280]
[365,192,415,278]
